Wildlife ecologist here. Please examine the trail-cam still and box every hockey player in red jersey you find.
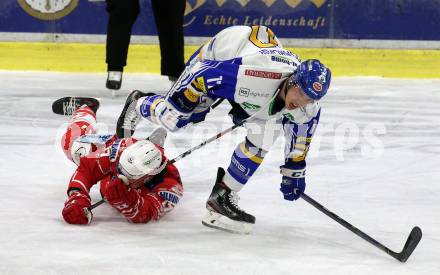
[60,103,183,225]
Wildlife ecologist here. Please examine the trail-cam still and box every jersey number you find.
[249,26,279,48]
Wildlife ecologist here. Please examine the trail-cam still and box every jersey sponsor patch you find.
[239,87,250,97]
[158,187,182,213]
[241,102,261,110]
[245,69,282,79]
[271,55,295,66]
[183,88,200,103]
[259,49,298,58]
[231,155,250,175]
[283,113,295,121]
[109,139,122,162]
[313,82,323,92]
[238,87,271,98]
[194,76,207,93]
[77,134,114,145]
[159,191,180,205]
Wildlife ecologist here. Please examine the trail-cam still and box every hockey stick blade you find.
[301,193,422,263]
[52,97,100,116]
[392,226,422,263]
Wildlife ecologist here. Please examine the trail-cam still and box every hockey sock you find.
[224,138,267,191]
[61,106,97,162]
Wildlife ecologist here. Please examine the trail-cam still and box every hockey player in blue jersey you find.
[116,25,331,234]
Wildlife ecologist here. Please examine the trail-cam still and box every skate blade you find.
[148,127,167,147]
[201,211,254,234]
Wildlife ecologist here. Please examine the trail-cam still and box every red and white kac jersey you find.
[67,137,183,223]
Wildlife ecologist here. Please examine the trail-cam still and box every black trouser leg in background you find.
[105,0,140,71]
[151,0,186,78]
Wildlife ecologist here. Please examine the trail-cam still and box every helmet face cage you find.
[286,74,298,89]
[117,140,167,183]
[117,164,153,187]
[118,157,167,180]
[118,163,143,180]
[286,74,316,103]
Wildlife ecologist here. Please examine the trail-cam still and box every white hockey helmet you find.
[118,140,164,180]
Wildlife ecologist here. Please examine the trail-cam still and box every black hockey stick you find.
[300,193,422,263]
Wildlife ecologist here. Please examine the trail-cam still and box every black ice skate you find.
[52,97,100,116]
[202,167,255,234]
[116,90,151,138]
[106,71,122,90]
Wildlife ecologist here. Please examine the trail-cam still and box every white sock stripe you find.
[120,195,143,218]
[96,158,109,174]
[223,172,245,192]
[126,209,139,219]
[69,170,78,182]
[70,114,97,127]
[69,191,91,203]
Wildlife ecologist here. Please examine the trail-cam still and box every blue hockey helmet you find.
[289,59,331,101]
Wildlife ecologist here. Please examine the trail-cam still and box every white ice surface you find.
[0,71,439,275]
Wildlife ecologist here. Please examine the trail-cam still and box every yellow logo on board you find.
[185,0,327,16]
[184,0,328,28]
[17,0,79,21]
